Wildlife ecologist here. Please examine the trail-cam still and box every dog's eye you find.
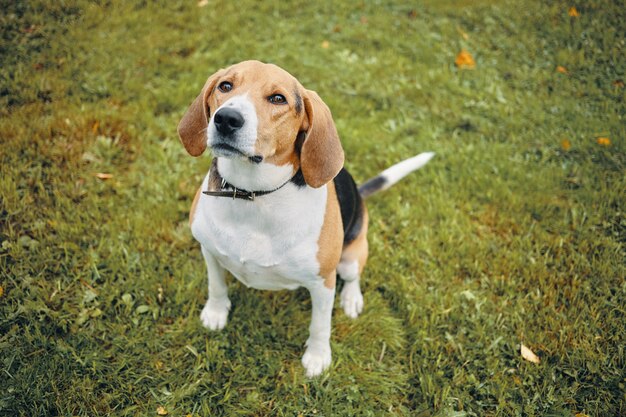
[268,94,287,105]
[218,81,233,93]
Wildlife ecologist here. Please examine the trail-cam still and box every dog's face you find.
[178,60,344,188]
[206,61,305,168]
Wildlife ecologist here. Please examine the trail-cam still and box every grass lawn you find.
[1,0,624,415]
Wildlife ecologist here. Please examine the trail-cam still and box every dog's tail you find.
[358,152,435,198]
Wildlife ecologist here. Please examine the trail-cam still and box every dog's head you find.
[177,60,344,188]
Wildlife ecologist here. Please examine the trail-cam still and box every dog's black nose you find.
[214,108,244,135]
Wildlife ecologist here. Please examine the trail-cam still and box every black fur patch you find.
[294,88,303,115]
[294,131,306,156]
[357,175,387,198]
[333,168,363,245]
[290,169,306,187]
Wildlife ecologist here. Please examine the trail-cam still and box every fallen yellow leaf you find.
[574,414,589,417]
[197,0,209,7]
[95,173,113,180]
[556,65,568,74]
[612,79,624,88]
[596,137,611,146]
[0,285,4,298]
[520,343,540,364]
[568,7,580,17]
[321,40,330,49]
[156,406,168,416]
[561,138,571,151]
[455,49,476,69]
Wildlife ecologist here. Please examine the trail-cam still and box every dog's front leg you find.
[200,246,231,331]
[302,279,336,377]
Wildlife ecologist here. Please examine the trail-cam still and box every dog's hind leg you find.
[338,207,368,319]
[199,245,231,331]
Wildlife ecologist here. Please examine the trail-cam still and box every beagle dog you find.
[178,60,433,377]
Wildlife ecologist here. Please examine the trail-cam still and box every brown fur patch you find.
[300,90,344,188]
[178,69,225,156]
[340,205,369,275]
[189,186,202,226]
[317,181,344,289]
[323,272,337,290]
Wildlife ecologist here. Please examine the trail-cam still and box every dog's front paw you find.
[302,344,331,377]
[200,298,231,331]
[340,280,364,319]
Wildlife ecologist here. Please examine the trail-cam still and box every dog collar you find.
[202,162,302,201]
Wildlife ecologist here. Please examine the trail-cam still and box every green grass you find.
[1,0,624,415]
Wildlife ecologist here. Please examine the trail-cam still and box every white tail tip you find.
[380,152,435,189]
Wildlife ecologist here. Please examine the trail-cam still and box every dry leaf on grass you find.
[95,173,113,180]
[561,138,571,151]
[156,406,168,416]
[568,7,580,17]
[520,343,540,364]
[556,65,568,74]
[455,49,476,69]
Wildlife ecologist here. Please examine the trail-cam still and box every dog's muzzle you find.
[209,97,262,163]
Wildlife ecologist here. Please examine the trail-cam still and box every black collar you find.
[202,161,304,201]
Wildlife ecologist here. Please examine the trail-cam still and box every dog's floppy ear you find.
[300,90,344,188]
[177,70,224,156]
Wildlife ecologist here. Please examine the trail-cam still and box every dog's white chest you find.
[191,177,327,290]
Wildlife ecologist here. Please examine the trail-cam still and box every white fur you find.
[380,151,435,190]
[199,246,231,330]
[218,158,294,192]
[340,280,363,319]
[302,283,335,377]
[337,259,359,282]
[207,94,259,158]
[337,260,363,318]
[192,168,328,290]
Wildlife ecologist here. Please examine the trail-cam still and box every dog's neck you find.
[214,157,301,192]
